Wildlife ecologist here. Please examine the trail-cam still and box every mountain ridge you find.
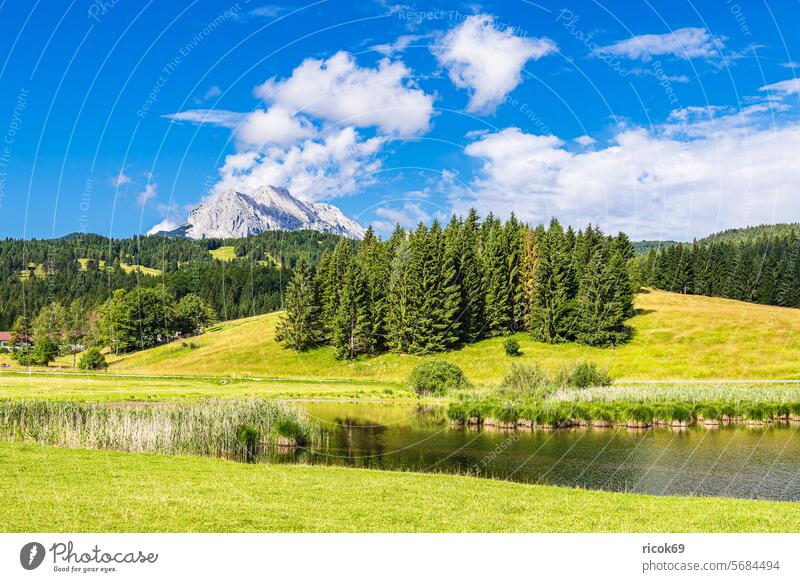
[160,185,365,240]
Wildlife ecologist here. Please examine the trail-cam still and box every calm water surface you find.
[267,401,800,501]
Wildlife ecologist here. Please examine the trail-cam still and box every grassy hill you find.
[106,289,800,382]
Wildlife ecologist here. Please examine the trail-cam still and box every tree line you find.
[638,233,800,307]
[278,211,636,358]
[0,230,348,329]
[5,286,217,366]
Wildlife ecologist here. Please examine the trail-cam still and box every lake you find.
[267,401,800,501]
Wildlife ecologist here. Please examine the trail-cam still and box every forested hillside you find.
[0,230,345,328]
[638,227,800,308]
[699,223,800,245]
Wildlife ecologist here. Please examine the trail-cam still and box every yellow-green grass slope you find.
[0,372,400,401]
[107,290,800,383]
[2,442,797,533]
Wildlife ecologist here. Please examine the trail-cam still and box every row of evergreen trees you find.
[277,211,636,358]
[638,234,800,307]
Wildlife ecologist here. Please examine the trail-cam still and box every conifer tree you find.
[437,216,463,348]
[276,260,321,350]
[519,226,541,331]
[386,232,411,352]
[407,221,451,353]
[607,232,636,318]
[482,219,512,336]
[357,226,388,351]
[528,219,576,342]
[575,249,630,346]
[332,260,374,359]
[458,209,484,343]
[504,214,524,330]
[318,240,353,339]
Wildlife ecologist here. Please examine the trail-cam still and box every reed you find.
[0,400,322,460]
[445,395,800,430]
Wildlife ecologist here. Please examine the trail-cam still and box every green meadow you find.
[104,289,800,383]
[2,290,800,533]
[3,442,799,533]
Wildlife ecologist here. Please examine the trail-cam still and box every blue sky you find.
[1,0,799,241]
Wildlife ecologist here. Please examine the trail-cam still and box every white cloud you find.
[457,108,800,241]
[214,127,384,201]
[146,219,178,235]
[256,51,434,136]
[194,85,222,104]
[136,182,157,208]
[110,169,131,188]
[575,135,595,146]
[760,79,800,97]
[598,27,721,62]
[164,106,316,148]
[163,109,245,128]
[432,14,556,114]
[370,34,423,56]
[236,106,316,148]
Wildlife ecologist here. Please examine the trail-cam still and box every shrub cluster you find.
[407,360,470,395]
[498,360,611,399]
[78,348,107,370]
[554,361,612,388]
[503,337,521,357]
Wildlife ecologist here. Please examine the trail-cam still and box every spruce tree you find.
[458,209,484,343]
[607,232,636,318]
[575,249,630,346]
[505,214,524,330]
[528,219,576,342]
[407,221,451,353]
[318,240,353,339]
[518,226,541,332]
[438,216,463,348]
[332,260,374,359]
[357,226,388,351]
[276,259,321,350]
[481,219,512,336]
[386,232,411,352]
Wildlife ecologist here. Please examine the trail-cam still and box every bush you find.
[555,361,612,389]
[78,348,108,370]
[499,363,551,399]
[274,415,310,445]
[407,359,470,396]
[503,337,521,357]
[0,347,8,355]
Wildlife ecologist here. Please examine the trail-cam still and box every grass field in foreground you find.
[104,290,800,383]
[1,442,798,533]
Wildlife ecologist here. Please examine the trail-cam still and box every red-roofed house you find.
[0,332,11,348]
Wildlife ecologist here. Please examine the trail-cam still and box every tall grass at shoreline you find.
[447,381,800,429]
[0,400,323,459]
[551,383,800,404]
